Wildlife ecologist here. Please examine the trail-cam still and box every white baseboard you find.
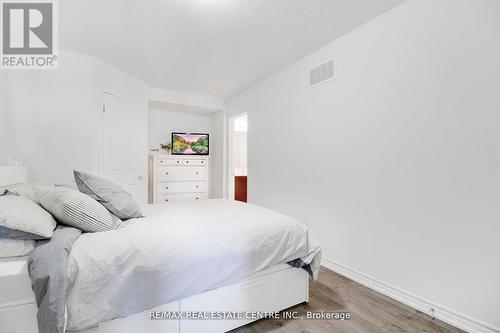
[321,257,499,333]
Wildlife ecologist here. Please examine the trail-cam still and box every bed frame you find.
[0,168,310,333]
[0,260,308,333]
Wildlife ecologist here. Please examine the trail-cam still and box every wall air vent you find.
[309,59,335,87]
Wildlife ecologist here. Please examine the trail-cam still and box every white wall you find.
[149,88,224,112]
[210,111,225,199]
[227,0,500,330]
[148,108,224,198]
[5,51,148,182]
[3,51,226,196]
[148,109,213,151]
[0,71,7,162]
[231,115,248,174]
[231,132,247,171]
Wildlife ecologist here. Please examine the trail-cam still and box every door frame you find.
[227,112,248,200]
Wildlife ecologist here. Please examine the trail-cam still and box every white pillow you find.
[0,183,46,203]
[35,186,120,232]
[0,196,57,239]
[0,238,36,258]
[0,182,79,203]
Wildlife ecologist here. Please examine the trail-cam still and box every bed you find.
[0,168,321,333]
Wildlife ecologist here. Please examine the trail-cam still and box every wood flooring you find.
[231,267,465,333]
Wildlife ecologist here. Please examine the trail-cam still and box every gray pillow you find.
[0,195,57,239]
[0,189,18,196]
[74,170,143,221]
[0,226,47,240]
[35,186,120,232]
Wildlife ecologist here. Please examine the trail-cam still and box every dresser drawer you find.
[157,166,206,182]
[157,158,183,166]
[157,158,208,166]
[182,159,207,166]
[157,182,206,194]
[158,193,208,203]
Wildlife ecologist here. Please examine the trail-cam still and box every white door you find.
[102,93,147,203]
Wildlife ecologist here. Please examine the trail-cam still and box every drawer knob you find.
[177,161,180,163]
[165,172,169,175]
[186,161,189,163]
[196,172,199,175]
[201,161,204,164]
[165,199,169,202]
[196,197,199,200]
[196,185,199,188]
[166,186,169,190]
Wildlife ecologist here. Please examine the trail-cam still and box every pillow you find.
[0,183,45,202]
[35,186,120,232]
[0,238,36,258]
[0,196,57,239]
[54,181,79,191]
[0,182,78,203]
[0,189,18,196]
[74,170,143,221]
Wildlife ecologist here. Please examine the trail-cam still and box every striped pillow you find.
[35,186,120,232]
[53,181,80,191]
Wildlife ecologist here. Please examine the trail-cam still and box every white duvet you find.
[66,200,321,331]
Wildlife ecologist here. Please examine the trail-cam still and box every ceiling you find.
[60,0,404,100]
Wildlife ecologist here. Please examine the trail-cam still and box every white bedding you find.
[66,199,321,331]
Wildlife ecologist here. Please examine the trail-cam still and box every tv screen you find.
[172,133,209,155]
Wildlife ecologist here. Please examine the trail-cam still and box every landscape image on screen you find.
[172,133,209,155]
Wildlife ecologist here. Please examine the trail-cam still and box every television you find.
[171,132,209,155]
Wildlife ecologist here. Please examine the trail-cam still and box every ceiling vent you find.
[309,59,335,87]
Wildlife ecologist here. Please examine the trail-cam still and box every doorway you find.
[229,113,248,202]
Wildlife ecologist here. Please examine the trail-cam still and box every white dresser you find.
[149,155,209,203]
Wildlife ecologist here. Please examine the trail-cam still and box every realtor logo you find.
[1,0,57,68]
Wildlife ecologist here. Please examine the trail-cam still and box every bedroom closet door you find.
[102,93,148,203]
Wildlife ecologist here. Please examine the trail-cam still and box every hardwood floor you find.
[231,267,465,333]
